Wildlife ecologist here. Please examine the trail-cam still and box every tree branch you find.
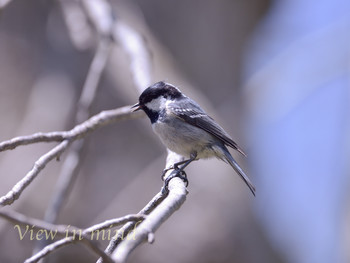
[112,177,187,263]
[0,132,67,152]
[0,140,71,206]
[0,106,144,206]
[58,0,94,50]
[0,106,144,153]
[112,20,152,93]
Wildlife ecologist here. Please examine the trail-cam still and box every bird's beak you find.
[131,103,142,112]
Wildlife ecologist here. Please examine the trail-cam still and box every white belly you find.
[152,119,218,159]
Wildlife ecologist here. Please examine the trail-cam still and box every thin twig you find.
[0,132,67,152]
[0,106,144,207]
[0,140,71,206]
[77,38,112,122]
[0,106,144,153]
[26,237,77,263]
[80,237,115,263]
[112,20,152,93]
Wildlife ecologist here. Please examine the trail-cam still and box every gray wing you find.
[169,99,246,156]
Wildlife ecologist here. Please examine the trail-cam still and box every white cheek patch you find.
[145,97,172,111]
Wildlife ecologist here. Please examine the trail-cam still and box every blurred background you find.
[0,0,349,262]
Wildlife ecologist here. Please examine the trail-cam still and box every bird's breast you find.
[152,118,217,159]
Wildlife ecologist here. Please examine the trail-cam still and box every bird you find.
[132,81,255,196]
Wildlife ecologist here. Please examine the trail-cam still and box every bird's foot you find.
[161,162,185,180]
[161,165,174,181]
[161,169,188,194]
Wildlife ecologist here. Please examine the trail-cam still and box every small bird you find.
[132,81,255,196]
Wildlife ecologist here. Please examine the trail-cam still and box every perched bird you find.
[132,81,255,196]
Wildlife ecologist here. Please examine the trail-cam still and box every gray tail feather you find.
[223,148,256,196]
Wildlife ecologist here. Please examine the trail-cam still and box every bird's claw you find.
[161,166,173,181]
[161,163,184,180]
[161,169,188,194]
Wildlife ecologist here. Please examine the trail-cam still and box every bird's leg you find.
[161,159,191,180]
[161,153,197,194]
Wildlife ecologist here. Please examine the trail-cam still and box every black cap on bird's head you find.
[132,81,183,111]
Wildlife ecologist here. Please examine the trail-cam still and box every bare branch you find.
[80,237,115,263]
[111,177,187,263]
[77,38,112,122]
[0,106,144,207]
[112,21,153,93]
[0,106,144,152]
[81,0,114,36]
[59,0,94,50]
[25,236,76,263]
[84,215,145,233]
[0,140,71,206]
[0,132,67,152]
